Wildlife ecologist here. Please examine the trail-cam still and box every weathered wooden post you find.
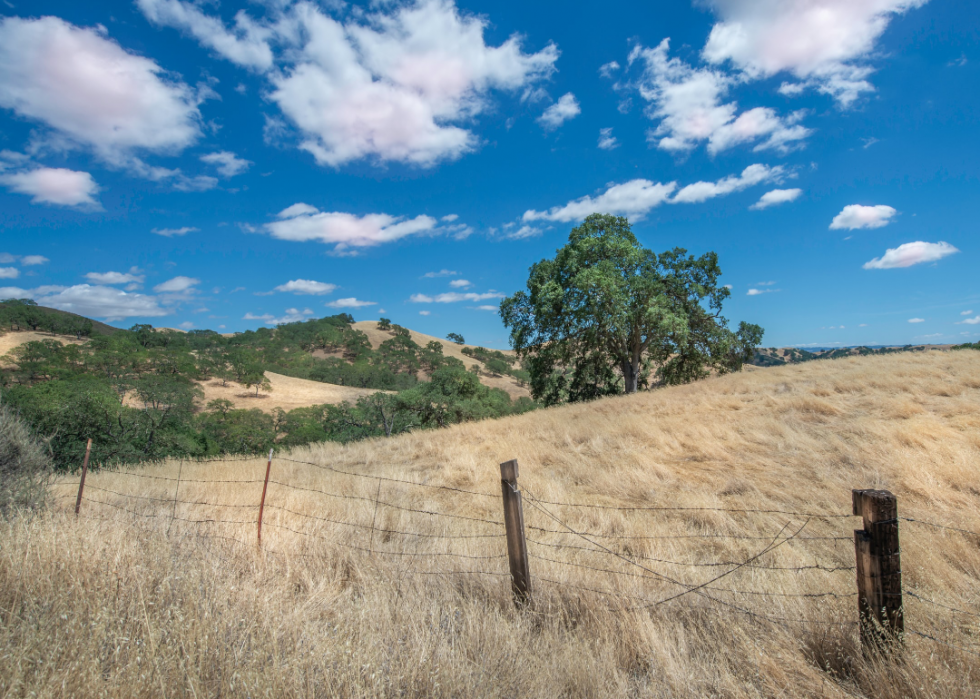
[74,438,92,516]
[500,459,531,606]
[853,489,903,652]
[257,448,273,544]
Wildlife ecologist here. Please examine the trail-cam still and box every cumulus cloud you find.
[524,179,677,223]
[750,188,802,210]
[957,316,980,325]
[862,241,958,269]
[449,279,472,288]
[273,279,337,295]
[503,225,542,240]
[85,271,145,285]
[20,255,49,266]
[410,291,504,303]
[0,167,101,208]
[419,310,431,316]
[0,16,202,163]
[325,297,377,308]
[143,0,557,168]
[538,93,581,130]
[630,39,810,154]
[267,203,438,251]
[200,151,252,177]
[830,204,896,230]
[441,214,459,222]
[747,288,778,296]
[671,164,784,204]
[245,307,315,325]
[599,61,620,78]
[961,310,974,315]
[908,318,925,323]
[153,227,199,237]
[36,284,170,321]
[701,0,930,106]
[0,268,19,279]
[137,0,276,71]
[598,127,619,150]
[154,276,200,293]
[475,305,498,311]
[423,269,458,278]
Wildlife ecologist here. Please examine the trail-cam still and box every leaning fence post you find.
[500,459,531,606]
[853,489,903,652]
[257,448,273,544]
[74,438,92,516]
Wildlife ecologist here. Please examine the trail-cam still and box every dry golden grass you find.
[3,350,980,697]
[0,330,83,366]
[192,370,384,412]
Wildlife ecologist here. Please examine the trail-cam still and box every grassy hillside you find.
[3,350,979,697]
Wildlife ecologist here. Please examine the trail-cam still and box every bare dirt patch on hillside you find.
[15,350,980,697]
[353,320,530,399]
[0,331,85,365]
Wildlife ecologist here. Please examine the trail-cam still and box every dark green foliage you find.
[0,299,110,337]
[501,213,763,405]
[377,318,392,330]
[953,342,980,351]
[2,308,538,467]
[0,403,52,514]
[446,332,465,345]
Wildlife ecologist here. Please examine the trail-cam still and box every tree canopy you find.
[500,214,763,405]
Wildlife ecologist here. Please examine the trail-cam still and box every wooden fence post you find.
[257,448,273,544]
[853,489,903,652]
[74,438,92,516]
[500,459,531,606]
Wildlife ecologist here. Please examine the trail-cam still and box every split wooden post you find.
[500,459,531,606]
[257,448,273,544]
[853,489,903,652]
[74,438,92,516]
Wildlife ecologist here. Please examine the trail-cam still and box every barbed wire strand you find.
[900,517,980,538]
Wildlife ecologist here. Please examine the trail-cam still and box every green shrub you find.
[0,403,52,515]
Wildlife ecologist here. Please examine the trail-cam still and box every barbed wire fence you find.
[50,452,980,660]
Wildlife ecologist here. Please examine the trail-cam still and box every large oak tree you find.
[500,214,763,405]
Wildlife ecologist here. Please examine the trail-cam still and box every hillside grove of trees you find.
[0,303,534,470]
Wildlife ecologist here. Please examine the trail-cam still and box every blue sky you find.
[0,0,977,349]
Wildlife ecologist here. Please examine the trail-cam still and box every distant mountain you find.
[751,344,952,367]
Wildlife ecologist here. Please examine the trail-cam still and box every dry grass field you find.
[2,350,979,697]
[192,370,385,412]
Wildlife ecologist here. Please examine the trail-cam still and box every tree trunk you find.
[622,359,640,393]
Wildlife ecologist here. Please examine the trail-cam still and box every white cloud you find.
[36,284,170,321]
[961,310,973,315]
[671,164,784,204]
[267,203,438,250]
[85,271,145,285]
[419,310,431,316]
[830,204,896,230]
[0,267,19,279]
[154,276,200,292]
[20,255,49,266]
[325,297,377,308]
[475,305,498,311]
[957,316,980,325]
[630,39,810,154]
[862,241,959,270]
[0,167,100,208]
[441,214,459,222]
[264,0,556,167]
[755,281,777,286]
[273,279,337,295]
[200,151,252,177]
[423,269,458,278]
[0,16,202,162]
[747,288,778,296]
[410,291,503,303]
[178,321,194,330]
[449,279,472,288]
[524,179,677,223]
[701,0,930,106]
[137,0,276,71]
[538,93,581,130]
[599,61,620,78]
[0,286,28,297]
[152,226,199,237]
[503,225,542,240]
[0,253,15,264]
[908,318,925,323]
[598,127,619,150]
[244,307,315,325]
[750,188,802,210]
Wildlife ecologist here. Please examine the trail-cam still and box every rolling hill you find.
[6,349,978,697]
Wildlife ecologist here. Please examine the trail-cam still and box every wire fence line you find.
[53,453,980,659]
